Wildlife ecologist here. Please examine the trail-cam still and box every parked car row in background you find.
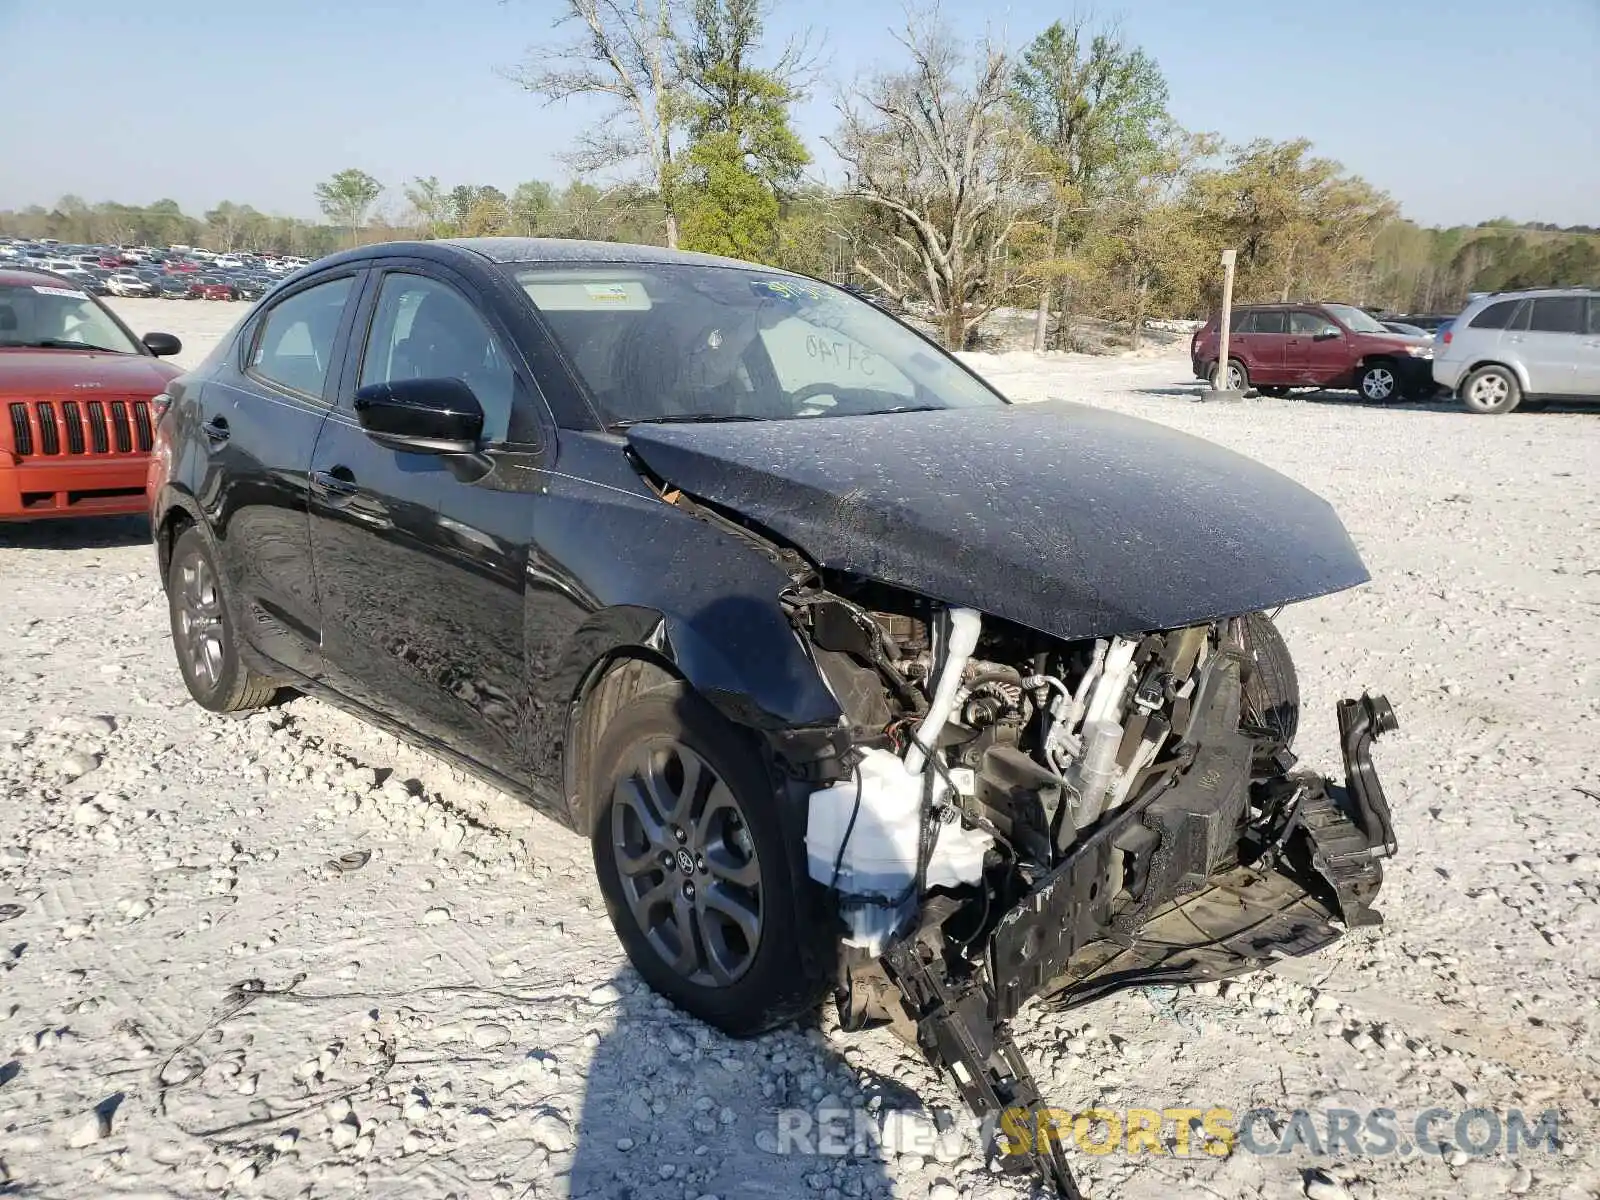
[1191,290,1598,413]
[0,238,309,302]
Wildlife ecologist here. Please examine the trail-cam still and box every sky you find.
[2,0,1597,229]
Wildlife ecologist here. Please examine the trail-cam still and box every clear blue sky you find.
[3,0,1596,228]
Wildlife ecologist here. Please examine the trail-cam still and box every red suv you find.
[1191,302,1436,402]
[0,268,183,520]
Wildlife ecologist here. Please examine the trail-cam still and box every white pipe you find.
[904,607,982,776]
[1084,637,1139,727]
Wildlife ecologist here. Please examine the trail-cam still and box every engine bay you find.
[783,580,1399,1198]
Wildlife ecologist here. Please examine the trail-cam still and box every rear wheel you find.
[1460,365,1522,414]
[166,527,278,713]
[1211,358,1249,391]
[587,679,826,1037]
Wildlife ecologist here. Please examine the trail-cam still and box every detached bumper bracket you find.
[882,940,1083,1199]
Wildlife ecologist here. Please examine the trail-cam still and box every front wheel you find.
[587,681,827,1037]
[1357,362,1399,402]
[1459,365,1522,415]
[166,527,279,713]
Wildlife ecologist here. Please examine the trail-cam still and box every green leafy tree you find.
[404,175,455,238]
[1010,18,1173,347]
[675,0,810,259]
[313,169,384,246]
[509,180,556,235]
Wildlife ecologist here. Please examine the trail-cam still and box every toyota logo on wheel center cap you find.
[675,848,695,875]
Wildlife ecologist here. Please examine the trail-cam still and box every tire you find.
[587,681,826,1038]
[1210,358,1249,391]
[1459,365,1521,415]
[1357,361,1399,402]
[1239,612,1299,761]
[166,527,278,714]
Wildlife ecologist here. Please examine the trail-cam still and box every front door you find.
[197,270,361,679]
[1286,310,1350,387]
[307,264,542,778]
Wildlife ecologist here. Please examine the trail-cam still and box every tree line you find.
[3,3,1593,349]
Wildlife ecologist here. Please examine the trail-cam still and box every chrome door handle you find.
[310,469,358,499]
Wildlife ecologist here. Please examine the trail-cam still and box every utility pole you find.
[1208,248,1243,400]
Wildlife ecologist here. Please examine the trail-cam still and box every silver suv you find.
[1433,288,1600,414]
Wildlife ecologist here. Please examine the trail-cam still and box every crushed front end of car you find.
[623,404,1399,1198]
[783,593,1398,1199]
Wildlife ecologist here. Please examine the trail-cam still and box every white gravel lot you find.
[1,297,1597,1200]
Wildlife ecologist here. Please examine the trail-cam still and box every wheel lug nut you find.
[695,855,707,872]
[682,881,695,900]
[673,827,687,844]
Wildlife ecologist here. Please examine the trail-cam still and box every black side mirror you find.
[354,378,484,455]
[143,331,182,357]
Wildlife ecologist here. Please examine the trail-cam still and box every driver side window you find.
[359,273,513,442]
[759,314,915,401]
[1290,311,1337,336]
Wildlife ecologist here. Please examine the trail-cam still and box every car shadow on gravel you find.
[0,514,150,549]
[570,974,909,1200]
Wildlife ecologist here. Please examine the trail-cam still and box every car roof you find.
[311,236,790,276]
[0,266,88,288]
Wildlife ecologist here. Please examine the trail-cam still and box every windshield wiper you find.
[3,339,123,352]
[612,414,766,428]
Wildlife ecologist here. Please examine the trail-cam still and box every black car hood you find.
[626,401,1369,641]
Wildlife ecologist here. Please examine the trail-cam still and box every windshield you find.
[509,263,1003,425]
[1325,304,1390,335]
[0,282,140,353]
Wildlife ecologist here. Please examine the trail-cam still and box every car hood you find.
[0,349,179,396]
[626,401,1370,641]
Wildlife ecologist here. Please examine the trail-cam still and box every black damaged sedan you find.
[149,238,1398,1196]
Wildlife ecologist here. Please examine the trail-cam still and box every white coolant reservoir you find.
[806,747,993,953]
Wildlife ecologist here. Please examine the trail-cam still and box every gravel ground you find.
[1,298,1597,1200]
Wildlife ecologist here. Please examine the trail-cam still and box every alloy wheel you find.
[175,549,226,691]
[1225,363,1245,389]
[610,738,763,987]
[1362,367,1396,401]
[1468,373,1508,407]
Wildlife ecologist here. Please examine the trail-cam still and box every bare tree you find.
[829,15,1027,348]
[503,0,684,247]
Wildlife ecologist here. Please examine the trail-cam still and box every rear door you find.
[196,268,362,679]
[1512,295,1587,396]
[1237,309,1289,383]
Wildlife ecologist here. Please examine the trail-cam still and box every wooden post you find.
[1215,248,1237,390]
[1216,248,1241,390]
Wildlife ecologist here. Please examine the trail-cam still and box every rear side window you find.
[1469,299,1520,330]
[1249,310,1288,334]
[1229,310,1252,332]
[1588,299,1600,336]
[249,276,353,398]
[1527,296,1585,334]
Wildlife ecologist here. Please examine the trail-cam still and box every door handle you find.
[310,468,359,500]
[1507,335,1525,343]
[201,416,230,444]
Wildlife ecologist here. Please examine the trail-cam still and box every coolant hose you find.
[904,607,982,776]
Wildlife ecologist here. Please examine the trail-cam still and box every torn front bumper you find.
[878,693,1399,1198]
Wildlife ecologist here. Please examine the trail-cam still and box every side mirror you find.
[1314,328,1341,341]
[143,331,182,357]
[354,377,484,455]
